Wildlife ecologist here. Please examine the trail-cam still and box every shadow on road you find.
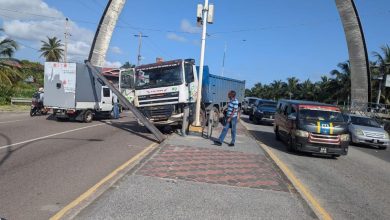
[104,120,160,143]
[0,135,104,169]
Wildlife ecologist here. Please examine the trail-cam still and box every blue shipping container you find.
[197,66,245,107]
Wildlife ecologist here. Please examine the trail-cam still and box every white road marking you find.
[0,123,105,150]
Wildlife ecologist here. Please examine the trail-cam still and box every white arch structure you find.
[88,0,371,103]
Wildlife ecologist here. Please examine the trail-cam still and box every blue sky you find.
[0,0,389,88]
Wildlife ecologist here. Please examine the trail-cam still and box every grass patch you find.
[0,105,30,112]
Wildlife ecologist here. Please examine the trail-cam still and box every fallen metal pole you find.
[85,61,166,143]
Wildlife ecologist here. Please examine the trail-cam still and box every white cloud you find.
[110,46,122,54]
[166,33,187,43]
[0,0,94,60]
[180,19,201,34]
[0,0,63,20]
[104,61,122,68]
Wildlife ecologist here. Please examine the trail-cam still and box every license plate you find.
[320,147,327,154]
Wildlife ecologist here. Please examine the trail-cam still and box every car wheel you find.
[286,136,295,152]
[84,110,93,123]
[249,114,253,121]
[275,127,281,141]
[379,146,387,150]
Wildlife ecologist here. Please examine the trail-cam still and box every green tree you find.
[329,61,351,104]
[372,44,390,104]
[121,61,135,69]
[39,37,64,62]
[286,77,300,99]
[300,79,315,100]
[0,28,20,85]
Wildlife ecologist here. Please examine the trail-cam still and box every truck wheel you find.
[212,107,220,128]
[84,110,93,123]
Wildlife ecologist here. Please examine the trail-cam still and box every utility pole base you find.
[189,125,203,133]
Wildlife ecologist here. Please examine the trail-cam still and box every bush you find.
[0,84,36,105]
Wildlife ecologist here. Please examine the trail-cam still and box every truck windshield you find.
[135,66,183,89]
[299,109,344,122]
[350,116,381,128]
[120,70,134,89]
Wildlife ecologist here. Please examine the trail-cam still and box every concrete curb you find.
[50,141,164,220]
[239,120,329,220]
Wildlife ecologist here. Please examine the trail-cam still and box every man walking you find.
[214,90,239,147]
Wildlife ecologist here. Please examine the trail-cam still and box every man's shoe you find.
[213,140,222,146]
[228,143,235,147]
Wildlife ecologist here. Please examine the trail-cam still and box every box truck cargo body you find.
[44,62,114,122]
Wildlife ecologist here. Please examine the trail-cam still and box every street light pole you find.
[64,18,71,63]
[194,0,211,126]
[134,32,148,65]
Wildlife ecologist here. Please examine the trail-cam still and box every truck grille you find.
[138,92,179,101]
[363,131,385,139]
[263,112,275,118]
[140,105,173,121]
[309,133,340,145]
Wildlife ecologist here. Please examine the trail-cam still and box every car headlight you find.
[355,129,364,136]
[340,134,350,141]
[295,130,309,137]
[384,132,389,140]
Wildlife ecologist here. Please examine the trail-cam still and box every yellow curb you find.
[240,121,332,220]
[50,142,158,220]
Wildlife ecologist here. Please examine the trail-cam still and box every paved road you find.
[0,112,155,220]
[241,116,390,220]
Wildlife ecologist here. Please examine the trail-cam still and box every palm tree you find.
[330,61,351,104]
[286,77,299,99]
[0,28,20,85]
[39,37,64,62]
[270,80,285,100]
[300,79,314,100]
[372,45,390,104]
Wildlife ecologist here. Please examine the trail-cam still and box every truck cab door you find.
[184,63,197,103]
[100,87,113,111]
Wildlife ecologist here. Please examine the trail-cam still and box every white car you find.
[345,114,389,149]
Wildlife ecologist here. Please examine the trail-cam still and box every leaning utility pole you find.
[87,0,165,143]
[134,32,148,66]
[64,18,71,63]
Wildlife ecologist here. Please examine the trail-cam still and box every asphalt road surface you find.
[241,115,390,220]
[0,112,155,220]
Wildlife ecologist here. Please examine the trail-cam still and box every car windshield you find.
[248,99,257,104]
[135,65,183,89]
[299,109,344,122]
[259,102,276,108]
[350,116,381,128]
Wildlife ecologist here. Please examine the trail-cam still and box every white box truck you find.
[44,62,114,122]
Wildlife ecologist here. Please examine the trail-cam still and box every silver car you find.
[345,114,389,149]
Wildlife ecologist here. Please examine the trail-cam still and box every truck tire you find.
[212,107,220,128]
[83,110,93,123]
